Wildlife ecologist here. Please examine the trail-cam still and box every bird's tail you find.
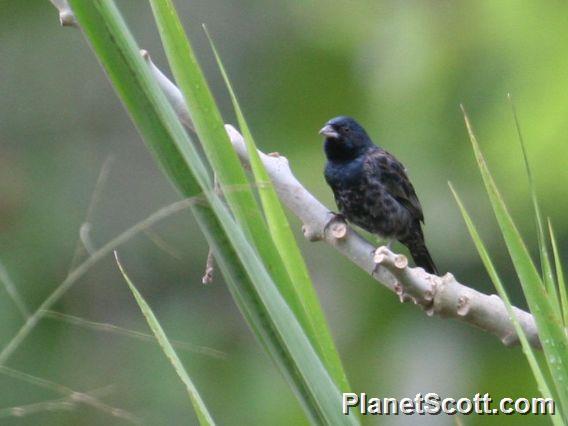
[400,225,438,275]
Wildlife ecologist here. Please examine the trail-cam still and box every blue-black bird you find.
[320,116,438,274]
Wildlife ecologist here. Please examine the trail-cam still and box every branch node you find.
[323,213,348,241]
[457,296,471,317]
[302,224,321,242]
[431,276,443,289]
[201,249,215,284]
[373,245,389,264]
[373,253,385,264]
[330,221,347,239]
[59,10,77,27]
[394,254,408,269]
[50,0,77,27]
[501,332,517,347]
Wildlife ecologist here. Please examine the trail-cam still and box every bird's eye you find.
[343,126,350,133]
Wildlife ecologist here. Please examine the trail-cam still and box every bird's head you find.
[320,116,373,161]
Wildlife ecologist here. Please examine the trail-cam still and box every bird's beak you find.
[319,124,339,138]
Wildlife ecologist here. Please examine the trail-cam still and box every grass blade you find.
[549,220,568,327]
[203,25,349,392]
[147,0,266,241]
[69,1,356,422]
[115,252,215,426]
[144,2,333,386]
[450,184,561,425]
[42,310,226,359]
[461,106,568,418]
[508,94,559,314]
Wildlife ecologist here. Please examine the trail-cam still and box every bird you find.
[320,116,438,274]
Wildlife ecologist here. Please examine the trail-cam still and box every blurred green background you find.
[1,0,567,424]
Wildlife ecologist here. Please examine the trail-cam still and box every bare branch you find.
[142,51,541,350]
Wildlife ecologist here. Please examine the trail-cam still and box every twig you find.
[0,386,114,419]
[68,155,114,270]
[202,173,220,284]
[143,228,183,260]
[201,250,215,284]
[0,366,140,423]
[142,52,541,350]
[0,198,196,365]
[0,260,30,320]
[42,310,227,359]
[49,0,77,27]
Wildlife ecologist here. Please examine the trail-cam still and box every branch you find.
[142,51,540,350]
[49,2,540,350]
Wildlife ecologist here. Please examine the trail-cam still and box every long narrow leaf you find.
[204,25,349,392]
[508,94,559,314]
[461,106,568,417]
[115,252,215,426]
[549,220,568,327]
[450,184,561,425]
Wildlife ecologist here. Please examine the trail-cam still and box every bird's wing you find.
[364,147,425,223]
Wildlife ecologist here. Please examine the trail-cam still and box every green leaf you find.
[450,184,561,426]
[508,94,559,315]
[549,220,568,328]
[461,106,568,418]
[203,25,350,392]
[115,252,215,426]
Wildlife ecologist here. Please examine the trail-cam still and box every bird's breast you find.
[324,157,366,189]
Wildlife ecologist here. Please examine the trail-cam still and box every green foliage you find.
[450,184,560,426]
[68,0,353,423]
[203,25,350,392]
[453,107,568,423]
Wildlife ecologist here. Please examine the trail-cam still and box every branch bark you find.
[49,1,540,350]
[49,0,77,27]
